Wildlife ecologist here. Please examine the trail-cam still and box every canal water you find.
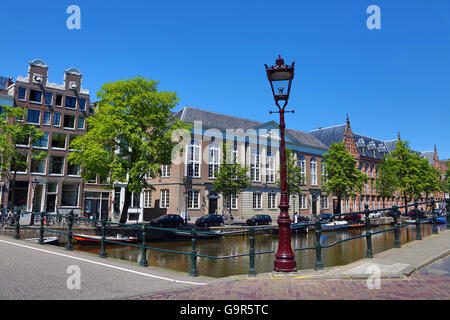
[62,223,447,278]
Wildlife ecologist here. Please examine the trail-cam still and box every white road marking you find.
[0,239,207,286]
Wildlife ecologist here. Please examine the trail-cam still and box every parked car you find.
[318,213,332,222]
[407,209,426,219]
[150,214,185,228]
[369,212,381,219]
[195,214,224,227]
[344,213,362,221]
[246,214,272,226]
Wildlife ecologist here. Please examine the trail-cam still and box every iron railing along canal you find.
[1,198,449,277]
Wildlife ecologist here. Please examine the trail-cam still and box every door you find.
[312,196,318,215]
[209,198,218,214]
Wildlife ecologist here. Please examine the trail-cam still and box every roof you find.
[421,151,434,165]
[174,106,328,150]
[309,124,390,160]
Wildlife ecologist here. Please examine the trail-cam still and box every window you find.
[51,133,66,149]
[11,153,28,173]
[250,150,260,182]
[266,151,275,183]
[230,194,238,210]
[27,109,40,124]
[298,156,306,185]
[208,143,220,178]
[50,156,64,174]
[29,89,42,103]
[161,165,170,178]
[187,190,200,209]
[300,194,307,209]
[53,112,61,126]
[44,92,53,106]
[18,87,26,100]
[16,135,29,146]
[63,114,76,129]
[160,190,169,208]
[143,190,152,208]
[310,158,317,186]
[321,162,327,185]
[67,163,80,176]
[55,94,63,107]
[65,96,77,109]
[187,139,200,177]
[77,117,85,130]
[252,192,262,209]
[320,195,329,209]
[31,156,46,174]
[268,192,277,209]
[61,184,78,206]
[33,132,49,148]
[43,111,51,125]
[131,192,141,208]
[79,98,86,111]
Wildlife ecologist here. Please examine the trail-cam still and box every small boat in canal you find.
[24,236,59,245]
[436,216,447,224]
[74,234,139,245]
[321,220,349,231]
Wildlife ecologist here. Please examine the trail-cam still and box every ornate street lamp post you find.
[30,178,38,226]
[265,55,296,272]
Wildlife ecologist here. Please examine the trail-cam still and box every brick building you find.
[0,59,111,218]
[117,106,333,223]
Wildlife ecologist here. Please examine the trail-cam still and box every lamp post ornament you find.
[265,55,296,272]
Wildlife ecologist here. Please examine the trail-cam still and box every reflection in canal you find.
[66,223,446,278]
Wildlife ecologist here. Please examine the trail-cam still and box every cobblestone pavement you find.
[129,272,450,300]
[130,255,450,300]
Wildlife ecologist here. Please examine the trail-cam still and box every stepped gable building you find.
[0,59,104,216]
[309,115,392,212]
[128,106,332,223]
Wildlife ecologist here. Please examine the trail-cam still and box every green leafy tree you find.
[375,159,397,207]
[68,77,189,223]
[323,142,368,214]
[419,158,441,201]
[0,105,46,210]
[276,148,304,214]
[383,140,426,213]
[212,143,250,223]
[441,163,450,198]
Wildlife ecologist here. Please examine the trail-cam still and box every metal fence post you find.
[140,225,149,267]
[65,211,73,251]
[431,197,438,234]
[446,199,450,230]
[393,206,400,248]
[364,205,373,258]
[99,219,107,258]
[248,227,257,276]
[14,210,21,239]
[314,219,323,270]
[39,212,45,245]
[189,229,199,277]
[414,200,422,240]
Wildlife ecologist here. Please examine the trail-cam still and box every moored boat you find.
[74,234,139,245]
[436,216,447,224]
[25,236,59,245]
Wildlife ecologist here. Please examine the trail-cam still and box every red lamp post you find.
[265,55,297,272]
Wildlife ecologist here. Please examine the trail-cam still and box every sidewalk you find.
[129,229,450,300]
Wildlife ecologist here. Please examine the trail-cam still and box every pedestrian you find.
[294,212,299,223]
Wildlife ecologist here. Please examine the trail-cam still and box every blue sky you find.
[1,0,449,158]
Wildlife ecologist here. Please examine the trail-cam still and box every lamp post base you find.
[274,258,297,272]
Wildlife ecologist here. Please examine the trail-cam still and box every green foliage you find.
[67,77,190,222]
[323,142,368,213]
[277,148,304,196]
[211,143,250,215]
[442,163,450,196]
[375,158,397,200]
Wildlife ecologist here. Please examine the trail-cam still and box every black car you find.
[150,214,185,228]
[246,214,272,226]
[195,214,224,227]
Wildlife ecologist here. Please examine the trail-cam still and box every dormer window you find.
[356,139,365,148]
[378,145,387,153]
[367,141,376,151]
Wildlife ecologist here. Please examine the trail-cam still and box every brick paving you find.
[129,271,450,300]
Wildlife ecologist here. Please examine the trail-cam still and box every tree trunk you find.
[336,194,342,214]
[119,188,132,224]
[403,191,408,215]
